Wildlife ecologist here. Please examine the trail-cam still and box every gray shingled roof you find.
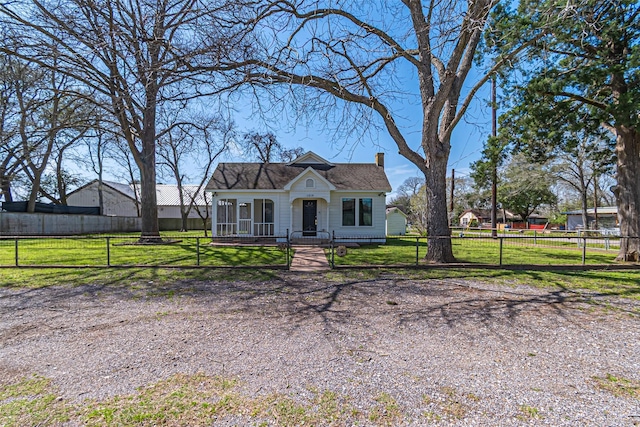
[206,162,392,192]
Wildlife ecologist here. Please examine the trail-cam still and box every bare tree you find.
[550,136,614,232]
[279,146,305,162]
[240,0,536,262]
[9,53,91,211]
[0,0,252,241]
[0,53,24,202]
[111,137,141,217]
[157,110,231,231]
[73,117,124,214]
[242,131,304,163]
[243,131,281,163]
[189,189,211,237]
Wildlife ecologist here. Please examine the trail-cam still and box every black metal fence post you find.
[286,229,290,269]
[416,236,419,266]
[331,230,335,268]
[14,238,18,267]
[106,237,111,266]
[499,237,503,266]
[582,235,587,265]
[196,237,200,266]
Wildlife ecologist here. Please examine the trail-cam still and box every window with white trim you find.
[253,199,275,236]
[216,198,237,235]
[359,198,372,226]
[342,197,373,226]
[342,198,355,226]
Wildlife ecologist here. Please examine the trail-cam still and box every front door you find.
[302,200,317,236]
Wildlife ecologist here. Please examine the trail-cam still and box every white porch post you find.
[289,201,294,237]
[326,201,330,236]
[211,195,217,238]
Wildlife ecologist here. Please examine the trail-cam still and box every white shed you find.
[386,207,407,236]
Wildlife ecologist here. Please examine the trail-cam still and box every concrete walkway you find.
[289,246,330,272]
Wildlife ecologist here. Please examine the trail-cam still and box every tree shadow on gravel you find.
[275,272,639,333]
[1,269,637,333]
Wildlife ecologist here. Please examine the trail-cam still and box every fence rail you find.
[328,234,626,268]
[0,232,634,269]
[0,235,291,268]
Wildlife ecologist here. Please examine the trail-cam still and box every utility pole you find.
[491,76,498,238]
[593,173,599,230]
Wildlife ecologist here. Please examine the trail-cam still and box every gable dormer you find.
[284,166,335,202]
[284,166,336,191]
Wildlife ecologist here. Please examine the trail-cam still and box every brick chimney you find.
[375,152,385,168]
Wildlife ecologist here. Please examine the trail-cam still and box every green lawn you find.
[0,235,619,267]
[330,236,617,266]
[0,236,288,267]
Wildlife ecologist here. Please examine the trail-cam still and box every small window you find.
[305,178,315,188]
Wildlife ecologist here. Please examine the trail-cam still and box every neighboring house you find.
[386,206,407,236]
[459,209,491,227]
[205,151,392,242]
[67,180,139,217]
[458,209,520,228]
[564,206,618,231]
[67,180,210,229]
[525,213,549,230]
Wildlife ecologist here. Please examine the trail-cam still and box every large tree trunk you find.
[614,126,640,261]
[181,212,189,232]
[423,149,455,263]
[139,155,160,240]
[138,105,161,241]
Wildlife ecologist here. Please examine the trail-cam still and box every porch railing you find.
[216,223,236,236]
[238,219,251,234]
[254,222,275,236]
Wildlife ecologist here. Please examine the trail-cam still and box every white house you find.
[458,209,518,227]
[205,152,392,242]
[564,206,618,230]
[386,207,407,235]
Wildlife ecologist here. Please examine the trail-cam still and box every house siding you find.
[328,192,386,238]
[157,205,202,219]
[288,170,332,194]
[459,212,477,227]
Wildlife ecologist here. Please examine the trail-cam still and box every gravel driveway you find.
[1,272,639,426]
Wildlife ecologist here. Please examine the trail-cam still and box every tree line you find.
[1,0,638,261]
[391,148,617,233]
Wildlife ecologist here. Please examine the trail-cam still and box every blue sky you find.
[227,81,494,200]
[88,79,494,201]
